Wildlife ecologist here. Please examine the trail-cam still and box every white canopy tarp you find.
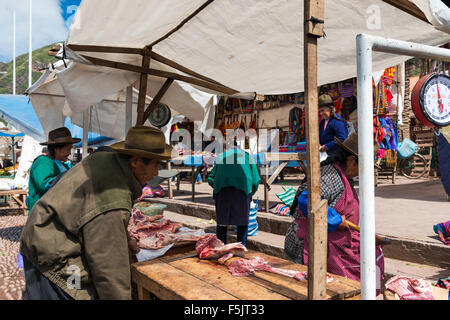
[27,61,215,141]
[62,0,450,108]
[411,0,450,34]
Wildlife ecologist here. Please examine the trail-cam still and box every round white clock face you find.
[149,103,171,128]
[422,74,450,127]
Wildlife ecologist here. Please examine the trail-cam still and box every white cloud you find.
[0,0,69,62]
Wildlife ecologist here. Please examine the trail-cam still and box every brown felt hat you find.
[334,132,380,158]
[40,127,81,146]
[109,126,173,160]
[318,94,334,109]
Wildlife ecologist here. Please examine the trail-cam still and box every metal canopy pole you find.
[356,34,450,300]
[82,108,89,159]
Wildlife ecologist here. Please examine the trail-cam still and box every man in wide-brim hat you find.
[20,126,173,300]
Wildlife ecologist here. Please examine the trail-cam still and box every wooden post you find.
[304,0,328,300]
[136,47,152,126]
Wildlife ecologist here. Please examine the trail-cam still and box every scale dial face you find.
[149,103,171,128]
[419,74,450,127]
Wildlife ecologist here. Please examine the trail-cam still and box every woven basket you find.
[384,150,397,168]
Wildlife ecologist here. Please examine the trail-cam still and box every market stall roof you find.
[61,0,450,113]
[383,0,450,34]
[0,131,25,138]
[27,60,215,140]
[0,94,112,146]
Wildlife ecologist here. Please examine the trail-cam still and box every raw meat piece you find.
[195,234,247,259]
[385,276,434,300]
[139,232,203,250]
[227,256,332,283]
[195,234,224,255]
[218,253,234,265]
[199,242,247,259]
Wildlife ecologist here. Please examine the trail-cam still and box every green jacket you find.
[20,151,142,300]
[27,156,70,211]
[208,148,261,196]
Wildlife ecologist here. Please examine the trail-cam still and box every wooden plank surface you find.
[132,248,361,300]
[170,258,290,300]
[132,259,237,300]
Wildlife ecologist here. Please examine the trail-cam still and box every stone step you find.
[164,210,447,286]
[151,198,450,269]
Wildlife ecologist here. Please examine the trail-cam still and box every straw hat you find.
[318,94,334,109]
[334,132,380,158]
[110,126,173,160]
[40,127,81,146]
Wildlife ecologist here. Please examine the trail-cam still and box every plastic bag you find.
[397,138,418,159]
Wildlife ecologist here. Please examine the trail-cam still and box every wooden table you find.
[131,245,361,300]
[0,189,28,215]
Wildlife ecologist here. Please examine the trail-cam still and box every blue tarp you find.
[0,95,113,146]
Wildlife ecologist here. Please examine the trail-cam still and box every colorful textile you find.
[435,277,450,290]
[276,183,297,206]
[433,221,450,245]
[340,82,354,98]
[289,107,303,135]
[269,203,290,216]
[137,184,165,201]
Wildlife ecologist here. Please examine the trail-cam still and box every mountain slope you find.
[0,43,61,95]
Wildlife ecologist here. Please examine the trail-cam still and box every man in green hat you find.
[20,126,173,300]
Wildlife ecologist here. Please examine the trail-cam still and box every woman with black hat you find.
[285,133,385,295]
[318,94,349,156]
[27,127,80,211]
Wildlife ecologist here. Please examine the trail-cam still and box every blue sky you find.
[0,0,81,62]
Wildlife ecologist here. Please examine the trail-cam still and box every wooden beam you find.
[142,78,174,122]
[79,54,239,95]
[267,162,288,186]
[137,47,152,125]
[382,0,429,24]
[148,0,216,47]
[68,44,227,87]
[67,44,144,55]
[304,0,327,300]
[150,51,225,87]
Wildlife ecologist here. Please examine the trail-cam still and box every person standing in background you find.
[318,94,348,157]
[27,127,80,211]
[208,146,260,246]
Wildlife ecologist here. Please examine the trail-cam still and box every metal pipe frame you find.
[356,34,450,300]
